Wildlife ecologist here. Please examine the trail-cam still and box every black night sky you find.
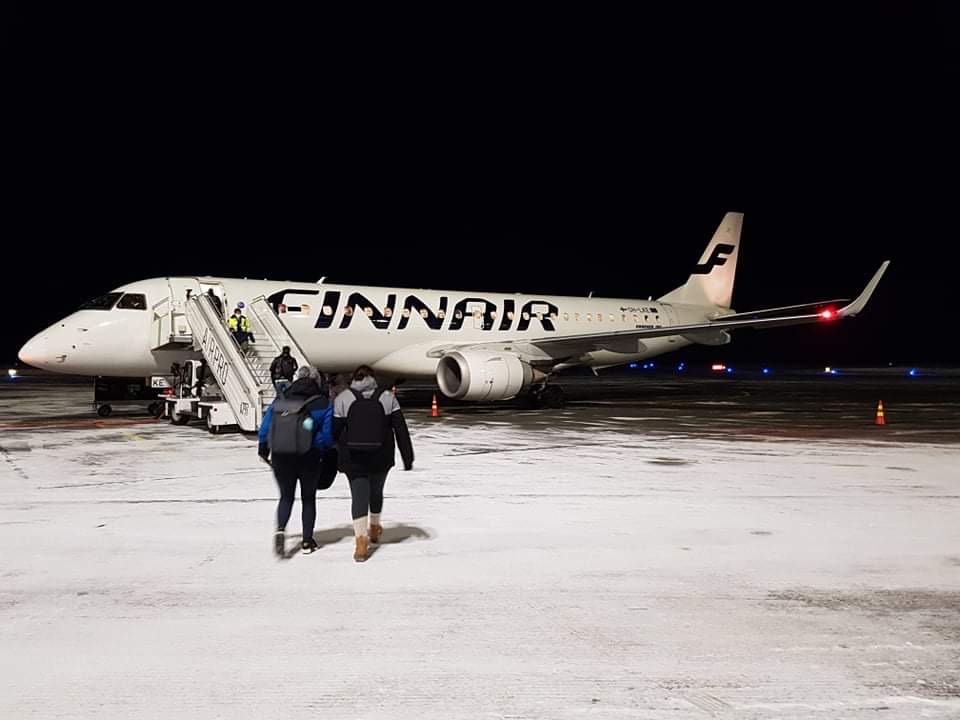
[4,4,958,366]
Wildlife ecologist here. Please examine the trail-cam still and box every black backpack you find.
[345,388,389,451]
[268,394,324,456]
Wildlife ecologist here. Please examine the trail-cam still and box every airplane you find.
[19,212,889,406]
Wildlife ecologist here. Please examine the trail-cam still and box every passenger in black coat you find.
[332,365,414,561]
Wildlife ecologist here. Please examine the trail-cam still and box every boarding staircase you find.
[182,295,310,432]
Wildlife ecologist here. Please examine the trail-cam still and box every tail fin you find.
[659,211,742,308]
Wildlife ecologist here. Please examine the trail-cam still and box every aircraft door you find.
[167,277,202,305]
[660,303,678,328]
[199,281,228,319]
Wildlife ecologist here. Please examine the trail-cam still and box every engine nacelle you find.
[436,351,542,402]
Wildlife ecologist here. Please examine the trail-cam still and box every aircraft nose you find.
[18,334,49,368]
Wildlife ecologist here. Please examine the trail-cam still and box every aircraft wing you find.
[534,261,889,355]
[434,262,889,362]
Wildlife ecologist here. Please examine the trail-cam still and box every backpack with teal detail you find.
[268,394,324,456]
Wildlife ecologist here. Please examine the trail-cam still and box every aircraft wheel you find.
[542,385,565,408]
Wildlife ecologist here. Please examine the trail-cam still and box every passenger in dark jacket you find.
[333,365,414,562]
[259,366,334,557]
[269,346,298,396]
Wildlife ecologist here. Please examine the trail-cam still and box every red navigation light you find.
[819,309,836,320]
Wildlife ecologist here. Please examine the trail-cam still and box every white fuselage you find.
[19,276,709,378]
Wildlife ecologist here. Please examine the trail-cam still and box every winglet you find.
[838,261,890,318]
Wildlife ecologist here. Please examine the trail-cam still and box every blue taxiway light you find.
[629,362,639,369]
[908,368,918,377]
[762,368,770,375]
[725,367,734,374]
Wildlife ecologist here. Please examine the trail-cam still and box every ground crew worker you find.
[270,346,298,396]
[227,307,253,349]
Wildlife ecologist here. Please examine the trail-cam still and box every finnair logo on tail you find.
[692,243,736,275]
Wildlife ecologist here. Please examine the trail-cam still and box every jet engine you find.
[436,351,544,401]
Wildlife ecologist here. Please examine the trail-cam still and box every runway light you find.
[711,363,726,372]
[819,309,836,320]
[762,367,770,375]
[629,362,639,369]
[824,366,832,374]
[7,368,16,379]
[677,362,686,371]
[725,367,734,374]
[908,368,918,377]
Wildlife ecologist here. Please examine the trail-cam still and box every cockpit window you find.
[117,293,147,310]
[78,292,122,311]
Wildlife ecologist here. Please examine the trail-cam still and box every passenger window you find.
[322,305,333,316]
[609,313,614,322]
[78,292,122,311]
[384,307,393,318]
[438,309,446,319]
[117,293,147,310]
[402,308,411,318]
[507,311,515,320]
[344,306,354,317]
[490,311,498,320]
[563,313,569,322]
[574,313,580,321]
[421,308,430,319]
[597,312,603,322]
[586,313,592,321]
[364,307,374,317]
[522,312,530,321]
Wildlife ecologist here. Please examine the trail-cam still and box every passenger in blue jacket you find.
[258,366,334,556]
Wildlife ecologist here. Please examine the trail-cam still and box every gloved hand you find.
[258,444,270,463]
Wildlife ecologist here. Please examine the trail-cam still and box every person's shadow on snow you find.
[278,525,432,560]
[285,524,432,561]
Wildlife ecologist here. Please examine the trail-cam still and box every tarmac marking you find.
[0,417,160,432]
[682,691,732,715]
[0,446,30,481]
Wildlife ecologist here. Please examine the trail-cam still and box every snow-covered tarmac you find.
[1,380,958,718]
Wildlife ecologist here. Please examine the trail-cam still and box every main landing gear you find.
[526,382,565,409]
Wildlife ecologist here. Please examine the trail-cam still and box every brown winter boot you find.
[369,524,383,544]
[354,535,368,562]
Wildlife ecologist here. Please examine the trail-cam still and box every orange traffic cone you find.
[430,394,441,418]
[875,400,886,426]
